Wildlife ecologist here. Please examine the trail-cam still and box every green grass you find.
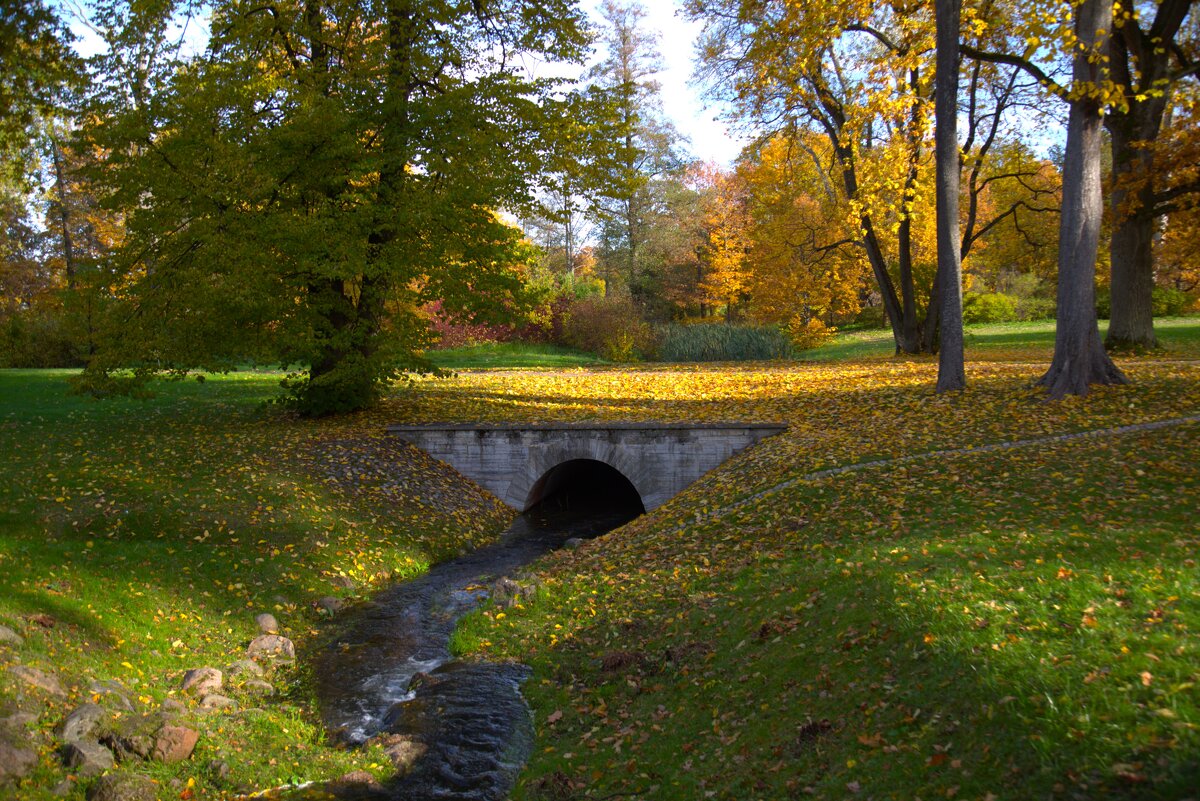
[0,370,513,799]
[427,342,605,370]
[459,427,1200,800]
[3,321,1199,800]
[803,315,1200,362]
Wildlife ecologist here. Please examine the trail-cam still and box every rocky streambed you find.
[292,496,642,801]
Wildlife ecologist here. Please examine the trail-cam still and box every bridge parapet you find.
[387,423,786,512]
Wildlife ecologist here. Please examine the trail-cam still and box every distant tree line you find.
[1,0,1196,409]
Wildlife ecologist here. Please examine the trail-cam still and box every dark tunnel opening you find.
[524,459,646,519]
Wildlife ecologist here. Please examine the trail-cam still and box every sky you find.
[597,0,749,165]
[63,0,748,166]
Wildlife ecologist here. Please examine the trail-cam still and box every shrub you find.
[1096,286,1198,320]
[962,292,1019,324]
[1153,287,1195,317]
[423,300,515,349]
[854,305,888,329]
[1015,296,1056,321]
[786,316,837,351]
[561,296,653,362]
[656,322,793,362]
[0,306,86,368]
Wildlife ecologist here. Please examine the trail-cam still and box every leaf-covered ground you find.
[432,357,1200,800]
[1,334,1198,799]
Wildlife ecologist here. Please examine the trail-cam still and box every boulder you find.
[329,575,356,591]
[86,772,157,801]
[254,613,278,635]
[8,665,66,696]
[378,733,426,772]
[225,659,264,678]
[491,577,540,609]
[160,699,186,716]
[56,703,107,743]
[326,770,384,794]
[315,596,345,615]
[0,625,23,647]
[242,680,274,697]
[150,725,198,763]
[100,732,153,762]
[0,711,38,737]
[61,740,115,776]
[0,741,37,783]
[87,681,136,712]
[246,635,295,662]
[198,694,236,712]
[180,668,222,696]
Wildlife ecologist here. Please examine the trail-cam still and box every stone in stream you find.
[384,661,534,799]
[180,667,222,696]
[8,665,67,696]
[255,613,279,634]
[377,733,427,773]
[0,625,23,647]
[0,741,38,783]
[246,634,295,662]
[86,772,157,801]
[56,703,107,743]
[61,739,115,776]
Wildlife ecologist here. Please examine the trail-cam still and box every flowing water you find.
[291,473,643,801]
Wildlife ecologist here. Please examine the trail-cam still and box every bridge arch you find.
[509,439,655,512]
[523,458,646,513]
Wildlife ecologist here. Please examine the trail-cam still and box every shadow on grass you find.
[471,423,1200,801]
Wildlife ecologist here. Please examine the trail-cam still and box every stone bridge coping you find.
[387,422,787,432]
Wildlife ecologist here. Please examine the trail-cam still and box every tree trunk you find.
[1104,83,1166,351]
[50,136,77,290]
[935,0,965,391]
[1103,0,1193,350]
[1039,0,1127,398]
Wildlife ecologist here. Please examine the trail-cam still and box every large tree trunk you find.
[1103,0,1194,350]
[1039,0,1127,398]
[935,0,965,392]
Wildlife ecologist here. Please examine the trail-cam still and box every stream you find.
[293,473,643,801]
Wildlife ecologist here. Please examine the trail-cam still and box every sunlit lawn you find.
[805,316,1200,362]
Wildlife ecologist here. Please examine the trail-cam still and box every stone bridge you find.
[387,423,786,512]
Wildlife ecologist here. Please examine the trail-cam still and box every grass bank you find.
[0,370,513,798]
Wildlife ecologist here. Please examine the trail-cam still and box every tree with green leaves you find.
[0,0,81,185]
[588,0,687,309]
[81,0,592,414]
